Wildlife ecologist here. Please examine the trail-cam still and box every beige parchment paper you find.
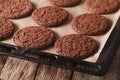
[2,0,120,62]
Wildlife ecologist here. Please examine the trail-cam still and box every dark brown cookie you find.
[71,13,111,36]
[32,6,69,27]
[55,34,99,59]
[0,0,33,19]
[49,0,81,7]
[13,26,55,50]
[0,18,15,40]
[85,0,120,14]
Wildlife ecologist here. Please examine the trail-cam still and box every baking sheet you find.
[1,0,120,63]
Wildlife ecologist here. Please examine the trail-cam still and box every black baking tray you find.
[0,17,120,76]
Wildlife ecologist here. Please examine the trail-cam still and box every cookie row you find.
[32,6,111,36]
[13,26,99,59]
[0,0,119,19]
[49,0,119,14]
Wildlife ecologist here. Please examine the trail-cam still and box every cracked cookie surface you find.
[0,18,15,40]
[55,34,99,59]
[32,6,69,27]
[49,0,81,7]
[71,13,111,36]
[0,0,33,19]
[85,0,120,14]
[13,26,55,50]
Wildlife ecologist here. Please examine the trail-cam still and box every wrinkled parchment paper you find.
[2,0,120,62]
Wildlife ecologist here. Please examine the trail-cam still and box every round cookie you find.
[0,0,33,19]
[55,34,99,59]
[49,0,81,7]
[0,18,15,40]
[32,6,69,27]
[71,13,111,36]
[13,26,55,49]
[85,0,120,14]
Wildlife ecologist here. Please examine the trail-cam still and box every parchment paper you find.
[2,0,120,62]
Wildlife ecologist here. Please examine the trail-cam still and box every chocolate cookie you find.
[0,0,33,19]
[0,18,15,40]
[71,13,111,36]
[49,0,81,7]
[85,0,120,14]
[32,6,69,27]
[55,34,99,59]
[13,26,55,49]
